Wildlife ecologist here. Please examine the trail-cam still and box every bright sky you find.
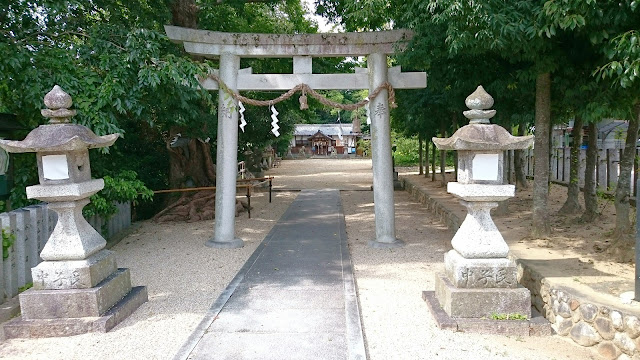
[302,0,340,33]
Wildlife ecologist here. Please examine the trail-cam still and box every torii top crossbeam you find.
[164,25,412,58]
[165,26,425,91]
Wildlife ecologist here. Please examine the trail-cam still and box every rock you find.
[569,299,580,311]
[601,306,611,316]
[597,341,620,360]
[533,296,545,314]
[618,354,632,360]
[555,315,573,336]
[595,317,616,340]
[556,301,572,318]
[625,315,640,339]
[614,332,637,355]
[611,311,624,331]
[580,303,599,323]
[557,290,569,303]
[570,322,603,347]
[571,308,581,323]
[547,308,556,323]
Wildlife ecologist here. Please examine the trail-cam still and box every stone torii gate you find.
[165,26,426,249]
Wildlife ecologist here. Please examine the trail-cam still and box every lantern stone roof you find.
[433,124,533,151]
[0,124,118,153]
[0,86,118,153]
[433,85,533,151]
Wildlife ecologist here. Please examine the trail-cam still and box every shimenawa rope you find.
[207,73,397,111]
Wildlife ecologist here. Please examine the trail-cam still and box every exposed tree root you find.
[153,190,249,223]
[595,232,635,263]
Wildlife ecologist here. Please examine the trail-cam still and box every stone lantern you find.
[0,86,147,338]
[427,86,535,330]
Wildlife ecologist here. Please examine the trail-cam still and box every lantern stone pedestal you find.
[0,86,147,338]
[432,183,532,321]
[423,86,548,335]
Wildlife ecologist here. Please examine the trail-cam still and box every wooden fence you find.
[0,202,131,304]
[518,147,638,194]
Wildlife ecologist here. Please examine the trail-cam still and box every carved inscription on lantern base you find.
[32,249,117,290]
[444,250,517,289]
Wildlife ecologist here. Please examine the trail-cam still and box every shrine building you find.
[290,122,362,155]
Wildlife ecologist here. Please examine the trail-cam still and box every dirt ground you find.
[0,158,608,359]
[271,159,597,360]
[403,169,636,308]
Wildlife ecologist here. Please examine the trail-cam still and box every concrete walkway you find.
[174,189,366,360]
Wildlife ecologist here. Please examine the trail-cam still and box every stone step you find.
[435,273,532,319]
[19,268,131,320]
[423,290,552,336]
[3,285,147,339]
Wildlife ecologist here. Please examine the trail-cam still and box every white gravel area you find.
[0,190,297,360]
[0,158,597,359]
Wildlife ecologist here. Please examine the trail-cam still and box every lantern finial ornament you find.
[41,85,76,124]
[463,85,496,124]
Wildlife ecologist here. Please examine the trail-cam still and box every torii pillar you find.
[368,52,403,247]
[209,53,244,248]
[165,26,426,249]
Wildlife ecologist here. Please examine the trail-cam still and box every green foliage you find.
[84,170,153,219]
[315,0,399,31]
[490,313,528,321]
[357,139,371,157]
[2,228,15,259]
[18,282,32,293]
[0,0,323,214]
[597,30,640,89]
[8,153,39,210]
[392,134,420,166]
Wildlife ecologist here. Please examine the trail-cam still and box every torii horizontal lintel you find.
[200,67,427,91]
[165,25,413,58]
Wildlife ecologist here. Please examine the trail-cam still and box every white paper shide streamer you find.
[365,98,372,125]
[238,101,247,133]
[270,105,280,137]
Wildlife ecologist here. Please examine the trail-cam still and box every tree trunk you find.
[559,115,583,214]
[612,106,640,238]
[439,118,447,187]
[158,1,247,222]
[582,121,599,222]
[171,0,198,28]
[531,72,552,238]
[425,136,430,178]
[167,132,217,188]
[514,121,529,190]
[604,104,640,261]
[431,141,436,181]
[418,135,424,175]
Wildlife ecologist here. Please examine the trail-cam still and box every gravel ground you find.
[0,158,596,359]
[0,190,297,360]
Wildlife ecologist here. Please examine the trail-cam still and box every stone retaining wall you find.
[403,177,640,360]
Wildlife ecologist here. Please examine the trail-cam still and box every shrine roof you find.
[294,124,355,137]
